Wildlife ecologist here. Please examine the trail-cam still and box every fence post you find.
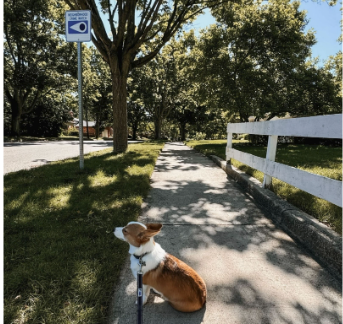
[262,135,278,189]
[226,132,233,164]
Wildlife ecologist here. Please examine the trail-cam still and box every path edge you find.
[210,154,342,281]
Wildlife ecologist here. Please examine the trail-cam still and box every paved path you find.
[108,142,341,324]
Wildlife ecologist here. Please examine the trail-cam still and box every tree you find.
[127,47,177,139]
[284,59,341,117]
[325,51,342,100]
[163,33,200,141]
[80,46,113,139]
[127,101,148,139]
[71,46,113,139]
[90,49,113,139]
[4,0,75,136]
[80,45,100,138]
[64,0,213,152]
[190,0,317,121]
[129,32,203,140]
[20,94,70,137]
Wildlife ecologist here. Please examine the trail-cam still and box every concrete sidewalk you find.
[108,142,341,324]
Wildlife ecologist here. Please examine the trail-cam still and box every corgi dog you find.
[114,222,207,312]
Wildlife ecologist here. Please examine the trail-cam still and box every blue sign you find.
[65,10,91,42]
[68,21,88,34]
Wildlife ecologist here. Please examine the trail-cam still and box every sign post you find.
[77,42,84,169]
[65,10,91,170]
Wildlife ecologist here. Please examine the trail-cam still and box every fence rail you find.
[226,114,342,207]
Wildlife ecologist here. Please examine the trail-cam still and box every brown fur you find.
[118,222,207,312]
[123,223,162,247]
[143,253,207,312]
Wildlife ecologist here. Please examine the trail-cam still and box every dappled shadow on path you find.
[122,142,342,324]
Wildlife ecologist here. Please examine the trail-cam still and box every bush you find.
[20,99,69,137]
[68,128,79,136]
[194,132,206,140]
[237,134,249,141]
[294,137,342,146]
[248,134,268,145]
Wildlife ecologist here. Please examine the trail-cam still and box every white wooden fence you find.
[226,114,342,207]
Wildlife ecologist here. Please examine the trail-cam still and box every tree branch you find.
[131,44,164,69]
[136,0,161,37]
[3,21,18,65]
[107,0,117,40]
[91,34,109,63]
[124,0,137,50]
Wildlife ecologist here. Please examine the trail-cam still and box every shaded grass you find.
[186,140,342,234]
[4,141,165,324]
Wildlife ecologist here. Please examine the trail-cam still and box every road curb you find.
[210,154,342,281]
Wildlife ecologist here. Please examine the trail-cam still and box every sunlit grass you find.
[47,187,72,209]
[186,140,342,234]
[4,141,164,324]
[88,170,117,188]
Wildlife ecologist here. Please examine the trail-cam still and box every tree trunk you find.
[95,105,102,139]
[154,116,162,139]
[111,61,129,153]
[239,112,249,123]
[86,121,90,139]
[11,100,21,137]
[179,122,186,141]
[85,105,90,139]
[132,122,138,140]
[95,114,100,139]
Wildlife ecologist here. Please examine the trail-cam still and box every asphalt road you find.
[3,140,126,174]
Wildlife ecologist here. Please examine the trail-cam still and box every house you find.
[67,117,113,138]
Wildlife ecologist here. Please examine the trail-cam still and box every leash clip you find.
[138,256,146,273]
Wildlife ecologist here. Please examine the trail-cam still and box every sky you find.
[298,0,341,63]
[98,1,341,65]
[190,1,341,65]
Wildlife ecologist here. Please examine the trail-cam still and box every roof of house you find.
[72,118,96,127]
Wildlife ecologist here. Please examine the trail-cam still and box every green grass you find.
[4,141,165,324]
[186,140,342,234]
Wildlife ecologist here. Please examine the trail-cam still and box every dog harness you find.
[133,252,149,261]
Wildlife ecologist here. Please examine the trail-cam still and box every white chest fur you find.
[129,239,166,278]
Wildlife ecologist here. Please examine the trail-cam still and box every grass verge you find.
[4,141,165,324]
[186,140,342,234]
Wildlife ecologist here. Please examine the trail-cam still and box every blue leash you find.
[137,257,146,324]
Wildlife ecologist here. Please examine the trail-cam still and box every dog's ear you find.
[146,223,162,232]
[139,223,162,240]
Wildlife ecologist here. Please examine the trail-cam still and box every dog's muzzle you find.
[114,227,126,241]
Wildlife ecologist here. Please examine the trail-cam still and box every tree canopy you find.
[189,0,320,121]
[3,0,341,141]
[4,0,76,136]
[64,0,217,152]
